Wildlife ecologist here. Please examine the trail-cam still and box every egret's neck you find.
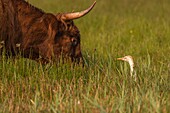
[128,60,134,75]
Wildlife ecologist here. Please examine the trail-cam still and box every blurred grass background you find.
[0,0,170,112]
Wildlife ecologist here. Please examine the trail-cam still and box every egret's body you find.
[117,55,136,81]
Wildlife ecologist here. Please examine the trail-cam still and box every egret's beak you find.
[117,57,125,61]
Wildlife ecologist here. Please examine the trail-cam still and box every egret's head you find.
[117,55,134,67]
[117,55,132,62]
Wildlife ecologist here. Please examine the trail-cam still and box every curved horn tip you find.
[90,1,97,8]
[93,1,97,5]
[60,1,97,20]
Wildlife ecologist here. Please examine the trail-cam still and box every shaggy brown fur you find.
[0,0,22,55]
[0,0,85,64]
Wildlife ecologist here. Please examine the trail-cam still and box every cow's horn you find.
[60,1,96,20]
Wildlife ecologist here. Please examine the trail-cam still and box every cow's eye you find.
[71,38,78,46]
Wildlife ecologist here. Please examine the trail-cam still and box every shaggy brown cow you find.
[0,0,96,64]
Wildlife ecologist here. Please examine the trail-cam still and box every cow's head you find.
[16,1,96,64]
[44,1,96,64]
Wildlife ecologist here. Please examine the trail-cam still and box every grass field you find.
[0,0,170,112]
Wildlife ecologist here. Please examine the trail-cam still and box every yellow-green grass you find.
[0,0,169,112]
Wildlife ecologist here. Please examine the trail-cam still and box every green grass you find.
[0,0,170,112]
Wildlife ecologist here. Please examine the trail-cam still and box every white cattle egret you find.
[117,55,136,81]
